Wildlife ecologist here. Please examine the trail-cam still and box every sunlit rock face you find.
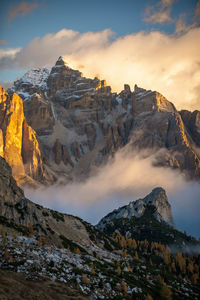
[97,187,174,231]
[0,86,45,184]
[180,110,200,147]
[8,57,200,183]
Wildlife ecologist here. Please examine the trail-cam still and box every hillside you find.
[97,187,199,251]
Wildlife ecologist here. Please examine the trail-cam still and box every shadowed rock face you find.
[7,57,200,184]
[97,187,174,231]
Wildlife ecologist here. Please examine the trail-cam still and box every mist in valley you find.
[25,148,200,239]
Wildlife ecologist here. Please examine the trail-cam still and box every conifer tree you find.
[159,281,172,300]
[146,294,153,300]
[82,274,89,285]
[120,280,127,296]
[117,265,121,276]
[29,224,34,238]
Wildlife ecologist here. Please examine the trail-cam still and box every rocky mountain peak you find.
[6,58,200,184]
[97,187,174,231]
[56,56,69,66]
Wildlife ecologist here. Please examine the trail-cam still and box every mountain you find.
[97,187,174,230]
[97,188,198,249]
[7,56,200,185]
[0,141,199,299]
[0,155,115,251]
[0,164,199,299]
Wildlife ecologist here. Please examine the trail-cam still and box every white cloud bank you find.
[1,27,200,111]
[24,148,200,238]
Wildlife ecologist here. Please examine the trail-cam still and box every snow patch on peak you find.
[20,67,50,88]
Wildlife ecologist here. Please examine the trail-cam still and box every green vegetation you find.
[59,235,86,253]
[42,211,49,217]
[0,216,29,235]
[50,210,64,222]
[103,205,198,250]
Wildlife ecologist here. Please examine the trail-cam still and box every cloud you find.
[25,148,185,215]
[0,27,200,111]
[25,147,200,238]
[8,1,39,20]
[194,0,200,23]
[0,81,13,89]
[0,40,7,45]
[144,0,174,24]
[0,47,21,59]
[175,1,200,35]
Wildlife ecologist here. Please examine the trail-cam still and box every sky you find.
[0,0,200,110]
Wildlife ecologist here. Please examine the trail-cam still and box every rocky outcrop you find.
[97,187,174,231]
[0,86,45,183]
[53,139,73,167]
[180,110,200,147]
[129,92,200,178]
[0,156,90,247]
[0,156,115,249]
[9,57,200,182]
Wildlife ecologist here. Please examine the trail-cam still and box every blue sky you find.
[0,0,198,48]
[0,0,199,111]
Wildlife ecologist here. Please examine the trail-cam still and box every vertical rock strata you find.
[0,86,44,182]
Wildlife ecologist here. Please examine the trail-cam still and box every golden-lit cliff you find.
[0,86,44,184]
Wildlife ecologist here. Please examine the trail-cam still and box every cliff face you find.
[97,187,174,231]
[8,57,200,183]
[0,86,44,184]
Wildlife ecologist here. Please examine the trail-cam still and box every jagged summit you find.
[56,56,69,66]
[97,187,174,231]
[14,67,50,89]
[4,57,200,185]
[54,56,73,70]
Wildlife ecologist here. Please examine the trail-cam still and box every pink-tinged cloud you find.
[8,1,39,20]
[144,0,174,24]
[0,40,7,45]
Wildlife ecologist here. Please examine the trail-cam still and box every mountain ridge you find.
[97,187,174,232]
[4,56,199,186]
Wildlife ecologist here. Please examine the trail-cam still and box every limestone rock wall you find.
[0,86,45,183]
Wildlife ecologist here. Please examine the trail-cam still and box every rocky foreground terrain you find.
[0,151,200,299]
[1,56,198,186]
[0,223,199,299]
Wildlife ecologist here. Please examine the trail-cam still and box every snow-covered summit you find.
[19,67,50,88]
[8,67,51,100]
